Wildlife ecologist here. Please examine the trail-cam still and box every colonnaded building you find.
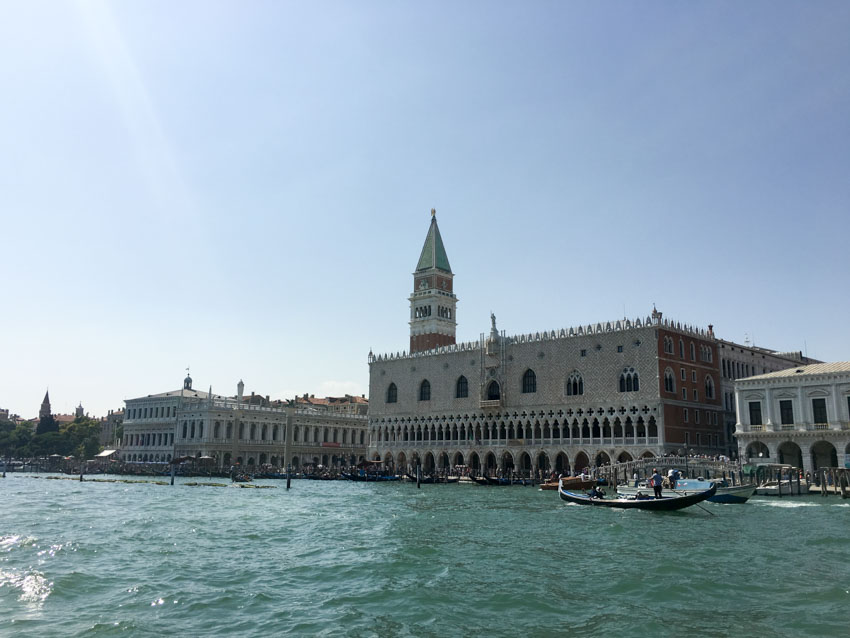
[121,374,368,469]
[734,362,850,472]
[366,211,814,476]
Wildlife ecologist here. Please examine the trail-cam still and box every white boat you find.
[618,479,755,504]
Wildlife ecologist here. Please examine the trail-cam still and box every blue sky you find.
[2,1,849,418]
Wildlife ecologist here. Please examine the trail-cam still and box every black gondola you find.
[558,482,716,511]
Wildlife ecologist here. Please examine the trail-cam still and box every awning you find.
[95,449,118,457]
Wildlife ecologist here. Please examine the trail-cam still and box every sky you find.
[2,1,849,419]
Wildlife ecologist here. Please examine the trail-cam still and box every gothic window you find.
[456,376,468,398]
[663,337,674,354]
[690,343,696,361]
[419,380,431,401]
[679,339,685,358]
[566,371,584,396]
[664,368,675,393]
[487,381,501,400]
[522,369,537,394]
[705,376,715,400]
[386,383,398,404]
[619,368,639,392]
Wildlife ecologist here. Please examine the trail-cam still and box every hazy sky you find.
[2,1,849,419]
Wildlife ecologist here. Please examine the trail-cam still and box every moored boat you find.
[560,482,716,510]
[343,472,401,482]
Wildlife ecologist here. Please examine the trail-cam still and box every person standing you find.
[651,468,663,498]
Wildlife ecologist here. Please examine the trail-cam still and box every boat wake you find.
[752,500,821,508]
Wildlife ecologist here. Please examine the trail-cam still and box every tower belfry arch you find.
[409,209,458,353]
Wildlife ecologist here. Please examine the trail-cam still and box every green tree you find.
[36,414,58,435]
[62,416,102,460]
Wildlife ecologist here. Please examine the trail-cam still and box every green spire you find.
[415,210,452,273]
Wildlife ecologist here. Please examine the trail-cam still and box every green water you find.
[1,474,848,637]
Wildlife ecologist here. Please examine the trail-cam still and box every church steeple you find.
[409,209,458,353]
[39,390,51,420]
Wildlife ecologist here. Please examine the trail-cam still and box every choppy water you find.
[1,474,849,637]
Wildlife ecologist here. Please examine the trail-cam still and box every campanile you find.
[409,209,458,353]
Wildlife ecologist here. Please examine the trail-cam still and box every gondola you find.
[559,482,716,511]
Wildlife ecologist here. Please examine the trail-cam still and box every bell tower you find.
[409,209,457,353]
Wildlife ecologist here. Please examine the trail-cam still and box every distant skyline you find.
[2,1,849,419]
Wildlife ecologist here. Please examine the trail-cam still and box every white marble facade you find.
[735,362,850,472]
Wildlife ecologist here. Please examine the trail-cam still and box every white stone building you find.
[734,362,850,472]
[122,375,369,468]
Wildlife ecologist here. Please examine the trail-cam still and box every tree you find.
[36,414,58,435]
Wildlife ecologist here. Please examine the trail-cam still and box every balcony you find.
[479,400,501,410]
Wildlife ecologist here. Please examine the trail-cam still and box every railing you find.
[479,400,501,409]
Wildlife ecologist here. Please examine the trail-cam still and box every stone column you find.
[765,388,774,426]
[735,389,744,428]
[831,383,841,429]
[800,441,814,475]
[798,387,808,425]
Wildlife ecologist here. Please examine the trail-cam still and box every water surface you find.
[1,474,848,636]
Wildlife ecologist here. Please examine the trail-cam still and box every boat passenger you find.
[635,491,651,500]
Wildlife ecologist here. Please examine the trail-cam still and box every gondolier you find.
[650,468,663,498]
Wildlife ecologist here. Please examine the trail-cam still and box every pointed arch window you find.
[419,379,431,401]
[386,383,397,404]
[664,368,676,393]
[487,381,501,400]
[619,367,639,392]
[705,375,715,400]
[690,342,696,361]
[566,371,584,396]
[456,375,468,399]
[522,369,537,394]
[679,339,685,358]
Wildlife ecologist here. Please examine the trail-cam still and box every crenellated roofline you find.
[370,314,714,363]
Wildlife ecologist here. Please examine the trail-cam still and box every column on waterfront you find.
[734,390,744,429]
[800,441,814,475]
